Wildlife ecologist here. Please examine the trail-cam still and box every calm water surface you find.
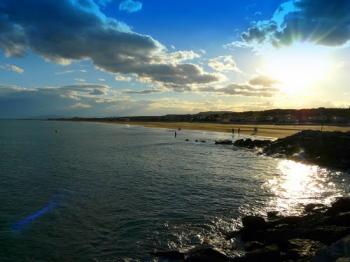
[0,120,349,261]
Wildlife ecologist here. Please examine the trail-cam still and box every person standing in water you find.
[174,131,177,138]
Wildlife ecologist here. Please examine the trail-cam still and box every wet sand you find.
[111,121,350,138]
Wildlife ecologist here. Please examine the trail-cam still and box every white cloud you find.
[208,55,239,72]
[70,102,91,109]
[0,64,24,74]
[115,74,132,82]
[119,0,142,13]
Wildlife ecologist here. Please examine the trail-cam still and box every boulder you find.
[313,235,350,262]
[185,247,229,262]
[233,244,281,262]
[151,250,185,260]
[242,216,267,231]
[233,139,271,149]
[326,212,350,226]
[304,203,328,214]
[262,130,350,170]
[326,198,350,216]
[244,241,264,251]
[255,225,350,245]
[285,238,325,260]
[215,139,233,145]
[267,211,281,220]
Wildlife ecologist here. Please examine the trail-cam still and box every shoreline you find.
[73,120,350,138]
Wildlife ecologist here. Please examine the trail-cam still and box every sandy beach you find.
[105,121,350,138]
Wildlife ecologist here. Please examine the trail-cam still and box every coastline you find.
[85,120,350,138]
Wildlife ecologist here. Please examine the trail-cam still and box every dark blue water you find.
[0,120,349,261]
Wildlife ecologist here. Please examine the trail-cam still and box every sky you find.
[0,0,350,118]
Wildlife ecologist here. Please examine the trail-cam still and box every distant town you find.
[55,108,350,126]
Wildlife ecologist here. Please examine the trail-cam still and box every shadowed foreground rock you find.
[152,197,350,261]
[233,130,350,170]
[215,139,233,145]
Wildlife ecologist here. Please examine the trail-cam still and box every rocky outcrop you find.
[153,198,350,261]
[233,130,350,170]
[152,246,230,262]
[233,138,272,149]
[215,139,233,145]
[227,197,350,261]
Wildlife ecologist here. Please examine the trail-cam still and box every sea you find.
[0,120,349,261]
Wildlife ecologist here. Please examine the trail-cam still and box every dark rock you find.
[326,212,350,226]
[325,197,350,216]
[225,230,240,240]
[185,247,229,262]
[151,250,185,260]
[242,216,267,231]
[267,211,281,220]
[244,241,264,251]
[269,215,305,226]
[200,140,206,143]
[185,139,189,141]
[240,216,268,241]
[233,138,272,149]
[285,238,325,260]
[215,139,233,145]
[304,203,328,214]
[264,225,350,245]
[233,244,281,262]
[262,130,350,170]
[313,234,350,261]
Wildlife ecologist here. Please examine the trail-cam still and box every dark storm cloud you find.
[240,0,350,47]
[0,0,218,88]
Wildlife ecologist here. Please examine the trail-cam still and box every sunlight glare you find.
[266,160,340,214]
[261,43,335,95]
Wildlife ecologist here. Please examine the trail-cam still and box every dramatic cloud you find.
[0,0,218,90]
[115,74,133,82]
[119,0,143,13]
[0,84,149,118]
[237,0,350,47]
[0,64,24,74]
[202,84,278,97]
[123,89,162,94]
[163,50,201,63]
[208,55,239,72]
[199,75,279,97]
[241,21,278,44]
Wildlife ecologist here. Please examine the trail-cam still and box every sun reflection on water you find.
[266,160,342,215]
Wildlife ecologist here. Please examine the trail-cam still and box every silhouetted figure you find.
[238,128,240,134]
[174,131,177,138]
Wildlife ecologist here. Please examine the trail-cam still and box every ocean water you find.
[0,120,349,261]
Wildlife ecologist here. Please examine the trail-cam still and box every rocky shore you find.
[152,131,350,261]
[153,197,350,261]
[233,130,350,170]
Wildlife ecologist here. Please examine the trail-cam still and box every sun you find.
[261,43,335,95]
